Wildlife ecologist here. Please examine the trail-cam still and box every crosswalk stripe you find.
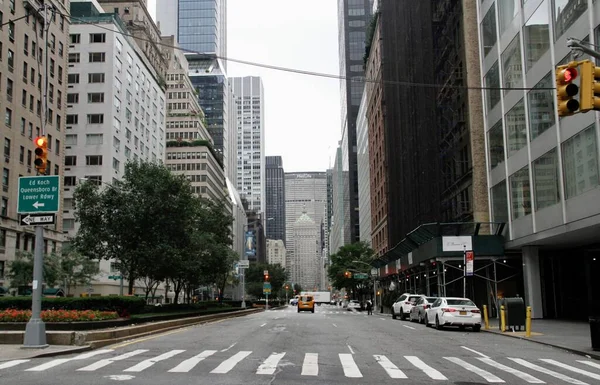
[477,358,544,383]
[339,353,362,378]
[444,357,504,383]
[374,355,407,379]
[123,350,185,372]
[301,353,318,376]
[508,358,588,385]
[578,360,600,370]
[405,356,447,380]
[540,359,600,380]
[168,350,217,373]
[210,351,252,374]
[256,352,286,375]
[26,349,114,371]
[78,349,148,371]
[0,360,30,370]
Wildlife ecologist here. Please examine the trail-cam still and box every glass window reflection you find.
[488,120,505,169]
[528,73,555,140]
[510,166,532,219]
[492,180,509,223]
[562,124,599,199]
[502,34,523,94]
[524,0,550,71]
[481,6,497,57]
[533,148,560,210]
[485,61,501,112]
[553,0,587,41]
[505,99,527,156]
[498,0,520,34]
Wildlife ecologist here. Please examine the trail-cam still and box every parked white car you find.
[347,300,361,311]
[391,293,421,320]
[425,297,481,332]
[409,296,438,323]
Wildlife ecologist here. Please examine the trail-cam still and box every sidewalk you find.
[0,345,91,361]
[484,318,600,359]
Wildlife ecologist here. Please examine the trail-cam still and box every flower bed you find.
[0,309,119,322]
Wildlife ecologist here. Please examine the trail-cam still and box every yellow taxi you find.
[297,295,315,313]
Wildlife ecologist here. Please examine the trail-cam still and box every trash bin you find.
[500,297,525,331]
[590,316,600,351]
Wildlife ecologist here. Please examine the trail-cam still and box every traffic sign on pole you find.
[238,260,249,268]
[17,176,60,214]
[19,213,56,226]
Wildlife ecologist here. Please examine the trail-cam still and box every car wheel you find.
[425,315,430,327]
[400,308,405,320]
[435,316,443,330]
[473,324,481,332]
[311,308,315,313]
[419,314,424,324]
[392,310,397,319]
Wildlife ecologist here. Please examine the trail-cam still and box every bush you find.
[0,309,119,322]
[0,296,146,316]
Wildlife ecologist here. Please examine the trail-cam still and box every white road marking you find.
[301,353,318,376]
[332,323,338,327]
[540,359,600,380]
[260,323,267,327]
[405,356,447,380]
[26,349,113,371]
[579,360,600,370]
[256,352,286,375]
[444,357,504,383]
[477,357,544,383]
[78,349,148,371]
[210,351,252,374]
[374,355,407,379]
[221,342,237,352]
[168,350,217,373]
[347,344,355,354]
[380,318,386,320]
[0,360,30,370]
[339,353,362,378]
[461,346,489,358]
[508,358,588,385]
[403,325,415,330]
[123,350,185,372]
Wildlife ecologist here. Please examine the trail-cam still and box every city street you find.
[1,305,599,384]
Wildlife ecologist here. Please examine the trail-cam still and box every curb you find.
[482,329,600,360]
[25,345,93,359]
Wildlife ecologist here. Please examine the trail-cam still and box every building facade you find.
[337,0,373,246]
[0,0,70,289]
[63,1,167,295]
[265,156,285,243]
[356,87,371,244]
[291,212,320,290]
[330,142,350,254]
[266,239,286,268]
[232,77,265,213]
[477,0,600,319]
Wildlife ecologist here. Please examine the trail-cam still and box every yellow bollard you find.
[500,305,506,332]
[526,306,532,337]
[483,305,490,330]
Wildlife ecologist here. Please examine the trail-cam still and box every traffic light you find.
[344,271,352,278]
[556,63,581,116]
[579,60,600,112]
[33,136,48,174]
[264,273,269,281]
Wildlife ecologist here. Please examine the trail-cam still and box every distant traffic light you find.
[33,136,48,174]
[579,60,600,112]
[264,273,269,281]
[344,271,352,278]
[556,63,581,116]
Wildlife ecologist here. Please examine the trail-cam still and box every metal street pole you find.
[119,275,124,296]
[241,269,246,309]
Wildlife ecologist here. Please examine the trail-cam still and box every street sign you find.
[263,270,269,276]
[108,275,122,280]
[17,176,60,214]
[354,273,369,279]
[238,260,249,268]
[19,213,55,226]
[263,282,272,290]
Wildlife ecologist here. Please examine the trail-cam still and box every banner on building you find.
[465,251,474,276]
[245,231,256,257]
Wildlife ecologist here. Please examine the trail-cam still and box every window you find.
[481,5,497,57]
[66,114,78,125]
[88,73,105,83]
[86,134,103,145]
[87,93,104,103]
[64,156,76,166]
[58,42,64,57]
[528,73,555,140]
[87,114,104,124]
[27,149,31,166]
[67,93,79,104]
[67,73,79,84]
[112,157,120,171]
[1,198,7,217]
[7,49,14,70]
[533,148,560,210]
[505,99,527,156]
[3,138,10,157]
[3,168,9,188]
[85,155,103,166]
[488,121,504,169]
[19,146,24,163]
[64,176,77,186]
[562,124,599,199]
[89,52,106,62]
[89,33,106,43]
[5,108,12,127]
[63,198,73,210]
[510,166,531,219]
[6,78,13,101]
[70,34,80,44]
[63,219,75,230]
[55,139,60,155]
[554,0,586,41]
[65,134,77,145]
[24,34,29,55]
[68,53,80,63]
[501,33,523,94]
[8,21,14,42]
[84,175,102,185]
[58,66,63,84]
[524,1,550,71]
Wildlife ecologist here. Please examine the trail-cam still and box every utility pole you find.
[23,3,52,349]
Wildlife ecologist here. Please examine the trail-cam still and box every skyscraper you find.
[232,77,265,213]
[337,0,373,247]
[265,156,285,243]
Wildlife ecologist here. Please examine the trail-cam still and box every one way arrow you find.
[33,201,45,209]
[21,215,33,225]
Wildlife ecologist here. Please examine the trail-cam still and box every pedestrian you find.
[366,299,373,315]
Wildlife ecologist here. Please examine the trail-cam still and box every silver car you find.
[409,296,438,323]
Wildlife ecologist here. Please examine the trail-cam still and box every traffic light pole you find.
[567,39,600,61]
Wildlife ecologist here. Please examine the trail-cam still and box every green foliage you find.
[7,251,60,289]
[293,283,303,294]
[328,242,375,298]
[245,263,287,298]
[0,296,146,315]
[58,247,100,295]
[363,11,380,67]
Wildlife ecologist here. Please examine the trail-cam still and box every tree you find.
[7,251,60,289]
[293,283,303,294]
[245,263,287,299]
[328,242,375,299]
[58,247,100,296]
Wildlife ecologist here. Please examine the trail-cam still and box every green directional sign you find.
[17,176,60,214]
[354,273,369,280]
[263,282,272,294]
[108,275,122,280]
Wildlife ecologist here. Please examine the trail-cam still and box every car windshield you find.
[447,299,476,306]
[301,296,313,302]
[426,297,437,302]
[408,296,421,302]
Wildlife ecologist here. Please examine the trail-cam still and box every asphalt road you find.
[1,304,599,384]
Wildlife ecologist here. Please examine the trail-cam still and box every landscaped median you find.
[0,296,263,346]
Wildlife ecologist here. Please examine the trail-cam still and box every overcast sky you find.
[148,0,341,173]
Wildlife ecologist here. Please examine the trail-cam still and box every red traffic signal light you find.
[264,274,269,281]
[556,63,581,116]
[33,136,48,174]
[563,67,577,82]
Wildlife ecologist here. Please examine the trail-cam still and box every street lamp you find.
[352,260,378,313]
